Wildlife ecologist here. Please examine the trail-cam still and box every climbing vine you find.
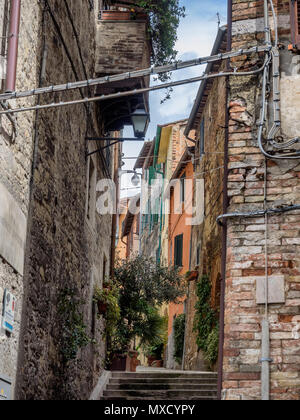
[93,284,120,337]
[58,288,92,364]
[205,324,219,367]
[193,275,219,367]
[174,313,185,364]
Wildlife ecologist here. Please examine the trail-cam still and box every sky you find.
[121,0,227,194]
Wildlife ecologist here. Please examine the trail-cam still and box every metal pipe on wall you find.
[5,0,21,93]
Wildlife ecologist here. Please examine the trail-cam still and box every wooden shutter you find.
[180,172,186,204]
[291,0,300,49]
[174,234,183,267]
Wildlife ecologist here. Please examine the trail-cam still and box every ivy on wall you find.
[58,288,92,364]
[174,313,185,364]
[193,275,219,367]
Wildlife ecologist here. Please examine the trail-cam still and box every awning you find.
[157,126,172,164]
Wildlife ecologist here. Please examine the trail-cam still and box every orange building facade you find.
[167,151,194,367]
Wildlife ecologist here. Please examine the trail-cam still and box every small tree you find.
[111,255,185,354]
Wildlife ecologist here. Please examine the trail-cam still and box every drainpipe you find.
[5,0,21,93]
[261,0,271,401]
[217,0,232,401]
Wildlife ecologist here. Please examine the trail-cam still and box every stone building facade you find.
[183,26,227,372]
[16,0,114,400]
[0,0,150,400]
[0,0,42,399]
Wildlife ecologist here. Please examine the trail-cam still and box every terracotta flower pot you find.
[187,270,199,281]
[153,360,163,368]
[111,354,127,371]
[126,351,140,372]
[147,355,156,367]
[148,357,163,368]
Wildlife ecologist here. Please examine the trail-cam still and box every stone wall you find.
[222,0,300,400]
[184,70,226,372]
[0,0,41,399]
[14,0,113,400]
[95,17,150,76]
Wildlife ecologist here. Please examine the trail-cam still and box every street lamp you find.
[131,106,150,139]
[131,173,141,187]
[119,169,142,187]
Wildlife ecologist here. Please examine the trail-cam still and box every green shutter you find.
[174,234,183,267]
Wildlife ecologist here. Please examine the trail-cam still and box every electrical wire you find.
[0,44,270,103]
[257,0,300,159]
[216,204,300,226]
[0,58,271,116]
[257,56,300,160]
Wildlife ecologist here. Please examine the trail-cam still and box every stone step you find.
[110,378,218,385]
[103,390,218,399]
[111,372,217,380]
[107,383,218,391]
[102,396,217,401]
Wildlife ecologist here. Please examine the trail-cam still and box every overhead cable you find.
[0,58,270,116]
[0,44,270,103]
[216,204,300,226]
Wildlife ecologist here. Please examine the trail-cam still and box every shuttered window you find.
[174,234,183,268]
[291,0,300,49]
[180,172,186,204]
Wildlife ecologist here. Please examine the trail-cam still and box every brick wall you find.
[222,0,300,400]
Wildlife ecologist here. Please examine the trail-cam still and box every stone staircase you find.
[102,371,218,400]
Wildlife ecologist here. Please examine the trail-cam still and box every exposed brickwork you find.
[223,0,300,400]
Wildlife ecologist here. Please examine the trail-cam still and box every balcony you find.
[95,4,151,133]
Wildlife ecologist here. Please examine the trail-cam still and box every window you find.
[180,172,186,204]
[174,234,183,267]
[87,157,96,226]
[102,254,107,283]
[105,140,111,174]
[156,247,160,264]
[196,244,201,267]
[200,118,205,156]
[291,0,300,49]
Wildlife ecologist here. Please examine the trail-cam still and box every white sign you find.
[2,290,16,333]
[0,182,27,275]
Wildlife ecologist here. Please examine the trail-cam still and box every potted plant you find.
[146,341,164,367]
[186,270,199,282]
[94,285,119,317]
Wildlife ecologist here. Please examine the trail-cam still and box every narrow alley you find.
[0,0,299,403]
